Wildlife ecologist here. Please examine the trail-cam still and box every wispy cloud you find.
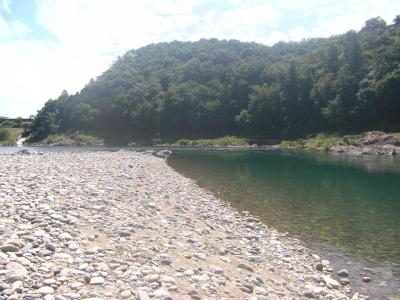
[0,0,12,13]
[1,0,400,117]
[0,17,31,39]
[0,0,31,39]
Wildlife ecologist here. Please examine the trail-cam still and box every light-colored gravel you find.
[0,151,364,299]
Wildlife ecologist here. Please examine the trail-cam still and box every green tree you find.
[27,20,400,143]
[284,61,300,133]
[375,68,400,130]
[240,83,283,134]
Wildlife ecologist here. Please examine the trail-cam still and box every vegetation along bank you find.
[27,17,400,146]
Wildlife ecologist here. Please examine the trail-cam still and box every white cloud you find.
[0,0,11,13]
[285,0,400,38]
[0,40,111,117]
[0,15,31,38]
[151,0,198,15]
[35,0,201,53]
[1,0,400,117]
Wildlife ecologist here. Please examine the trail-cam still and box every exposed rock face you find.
[328,133,400,156]
[0,151,362,299]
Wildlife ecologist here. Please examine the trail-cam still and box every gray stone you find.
[191,274,209,282]
[192,252,206,261]
[161,257,172,265]
[189,290,201,300]
[0,282,11,290]
[340,278,350,285]
[45,243,57,252]
[338,269,349,277]
[362,276,371,283]
[240,285,253,293]
[322,275,340,289]
[6,274,24,284]
[2,288,14,296]
[238,263,253,272]
[254,287,268,296]
[0,245,19,253]
[315,263,323,271]
[118,231,131,237]
[209,266,223,274]
[304,290,316,299]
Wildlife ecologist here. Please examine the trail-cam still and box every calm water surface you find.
[168,150,400,299]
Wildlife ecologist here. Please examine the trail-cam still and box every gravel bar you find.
[0,151,364,299]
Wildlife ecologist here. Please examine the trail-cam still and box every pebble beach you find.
[0,151,363,299]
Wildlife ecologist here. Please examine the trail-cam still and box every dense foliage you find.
[0,128,23,146]
[30,17,400,144]
[0,129,10,141]
[0,118,23,128]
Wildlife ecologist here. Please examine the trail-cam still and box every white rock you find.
[58,233,73,241]
[161,275,176,284]
[37,286,55,295]
[184,269,194,276]
[193,252,207,261]
[322,275,340,289]
[120,290,131,298]
[11,281,23,290]
[34,229,46,237]
[137,291,151,300]
[191,274,209,282]
[90,276,105,285]
[68,242,79,250]
[153,289,172,299]
[6,262,28,276]
[209,266,223,274]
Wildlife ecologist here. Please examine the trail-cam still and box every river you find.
[1,146,399,298]
[168,149,400,299]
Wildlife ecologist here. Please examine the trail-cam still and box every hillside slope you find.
[29,16,400,145]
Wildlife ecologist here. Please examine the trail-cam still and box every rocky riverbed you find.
[0,151,364,299]
[327,133,400,156]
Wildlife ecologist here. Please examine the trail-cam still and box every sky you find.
[0,0,399,118]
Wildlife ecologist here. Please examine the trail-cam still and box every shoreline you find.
[0,151,362,299]
[11,130,400,158]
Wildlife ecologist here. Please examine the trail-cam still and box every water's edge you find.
[167,150,400,299]
[1,146,399,298]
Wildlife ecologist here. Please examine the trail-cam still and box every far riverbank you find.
[21,131,400,158]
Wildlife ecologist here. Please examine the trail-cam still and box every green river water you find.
[168,150,400,299]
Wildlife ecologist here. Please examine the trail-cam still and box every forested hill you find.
[30,16,400,144]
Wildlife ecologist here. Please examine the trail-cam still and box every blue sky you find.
[1,0,399,117]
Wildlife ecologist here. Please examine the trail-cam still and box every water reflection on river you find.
[168,150,400,299]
